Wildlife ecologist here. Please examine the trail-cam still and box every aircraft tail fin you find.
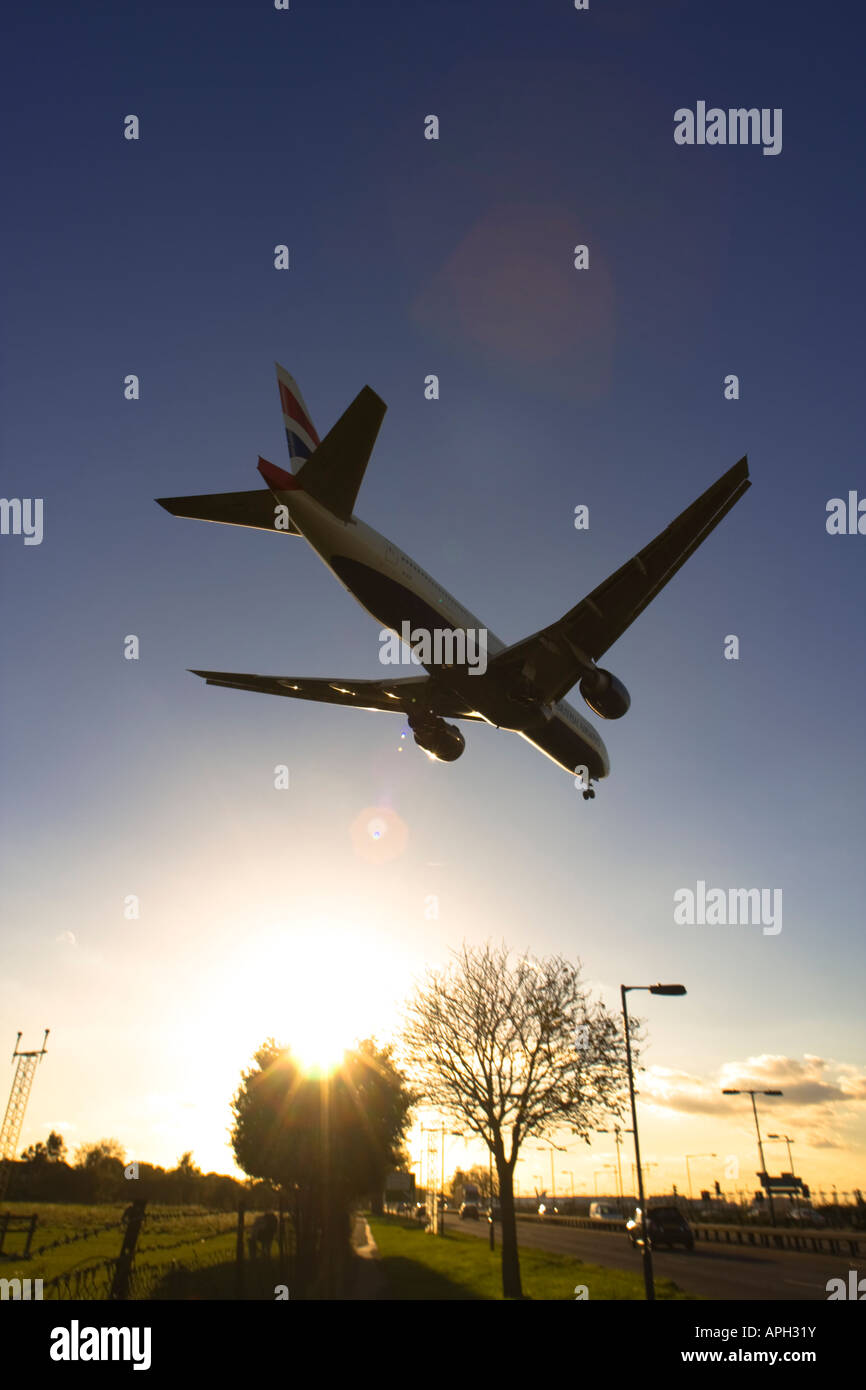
[276,364,321,466]
[294,384,387,522]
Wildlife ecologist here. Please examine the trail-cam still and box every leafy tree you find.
[75,1138,126,1168]
[402,941,632,1299]
[21,1132,66,1165]
[450,1164,497,1201]
[73,1139,126,1201]
[171,1151,201,1201]
[230,1037,414,1293]
[46,1130,67,1162]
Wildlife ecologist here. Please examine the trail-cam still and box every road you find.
[451,1216,859,1301]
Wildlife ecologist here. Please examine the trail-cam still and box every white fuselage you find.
[282,487,610,780]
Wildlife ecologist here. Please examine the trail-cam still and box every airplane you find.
[157,366,750,796]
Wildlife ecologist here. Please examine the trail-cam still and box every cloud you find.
[56,930,77,946]
[640,1054,866,1122]
[639,1066,726,1116]
[718,1055,851,1106]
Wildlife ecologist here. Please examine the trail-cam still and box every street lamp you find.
[536,1143,557,1202]
[594,1164,617,1194]
[622,982,687,1301]
[596,1125,632,1205]
[767,1133,796,1173]
[487,1146,496,1250]
[767,1133,797,1213]
[685,1153,718,1202]
[438,1127,465,1236]
[721,1089,783,1227]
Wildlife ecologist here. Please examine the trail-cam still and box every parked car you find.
[788,1207,825,1227]
[589,1202,622,1223]
[626,1205,694,1251]
[459,1202,479,1220]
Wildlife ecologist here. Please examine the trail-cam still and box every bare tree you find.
[402,941,634,1299]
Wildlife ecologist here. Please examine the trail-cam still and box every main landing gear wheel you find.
[582,788,595,800]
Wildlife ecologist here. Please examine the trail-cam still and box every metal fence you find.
[8,1201,294,1301]
[516,1210,865,1256]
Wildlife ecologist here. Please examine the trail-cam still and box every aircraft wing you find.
[489,456,750,703]
[189,670,487,719]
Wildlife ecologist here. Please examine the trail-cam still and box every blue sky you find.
[1,0,864,1196]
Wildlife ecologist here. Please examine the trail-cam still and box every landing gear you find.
[582,787,595,801]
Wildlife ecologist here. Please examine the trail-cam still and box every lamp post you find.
[685,1153,718,1202]
[767,1133,797,1214]
[488,1146,495,1250]
[597,1125,632,1206]
[622,982,687,1302]
[767,1133,795,1173]
[533,1173,543,1204]
[438,1126,465,1235]
[594,1165,616,1194]
[407,1158,421,1215]
[536,1143,556,1203]
[721,1089,783,1227]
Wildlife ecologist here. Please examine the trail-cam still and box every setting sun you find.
[212,915,403,1087]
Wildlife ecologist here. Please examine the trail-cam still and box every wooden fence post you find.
[109,1199,147,1300]
[235,1201,245,1299]
[278,1191,287,1272]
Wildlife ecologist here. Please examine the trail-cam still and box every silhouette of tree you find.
[21,1132,67,1165]
[450,1164,497,1200]
[230,1037,414,1294]
[75,1138,126,1168]
[73,1139,126,1201]
[46,1131,67,1162]
[402,941,633,1299]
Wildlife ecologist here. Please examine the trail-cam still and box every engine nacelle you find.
[409,716,466,761]
[579,667,631,720]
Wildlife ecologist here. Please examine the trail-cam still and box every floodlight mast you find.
[0,1030,50,1204]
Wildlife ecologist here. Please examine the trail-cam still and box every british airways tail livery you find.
[157,365,750,795]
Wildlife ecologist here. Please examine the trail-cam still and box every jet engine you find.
[579,668,631,720]
[408,715,466,761]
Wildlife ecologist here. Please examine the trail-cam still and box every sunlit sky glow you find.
[1,1,864,1198]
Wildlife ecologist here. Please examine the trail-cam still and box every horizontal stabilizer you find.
[156,489,300,535]
[294,386,386,521]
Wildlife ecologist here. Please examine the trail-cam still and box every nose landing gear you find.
[582,786,595,800]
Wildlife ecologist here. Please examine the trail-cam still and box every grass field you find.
[0,1201,238,1298]
[367,1216,697,1300]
